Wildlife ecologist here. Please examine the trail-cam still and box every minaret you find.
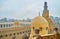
[42,2,49,18]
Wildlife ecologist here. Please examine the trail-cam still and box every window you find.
[0,35,3,38]
[9,24,10,27]
[6,24,8,27]
[4,25,5,28]
[20,32,22,34]
[9,34,12,36]
[46,27,48,30]
[28,30,29,32]
[17,33,19,35]
[29,30,31,32]
[23,32,24,33]
[39,27,42,31]
[33,27,34,29]
[28,30,31,32]
[13,33,16,35]
[5,34,8,37]
[1,25,2,28]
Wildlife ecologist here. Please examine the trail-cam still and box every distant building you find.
[49,16,60,33]
[0,17,8,22]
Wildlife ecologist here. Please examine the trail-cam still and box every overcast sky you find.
[0,0,60,19]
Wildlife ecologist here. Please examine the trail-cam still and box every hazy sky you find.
[0,0,60,19]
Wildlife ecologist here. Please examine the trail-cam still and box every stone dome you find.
[31,16,48,28]
[31,16,49,35]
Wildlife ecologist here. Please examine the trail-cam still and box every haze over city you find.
[0,0,60,19]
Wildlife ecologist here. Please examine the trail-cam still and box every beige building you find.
[0,2,59,39]
[0,21,31,39]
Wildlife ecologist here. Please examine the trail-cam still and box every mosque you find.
[0,2,60,39]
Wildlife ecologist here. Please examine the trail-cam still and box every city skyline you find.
[0,0,60,19]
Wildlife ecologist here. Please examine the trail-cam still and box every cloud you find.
[0,0,60,19]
